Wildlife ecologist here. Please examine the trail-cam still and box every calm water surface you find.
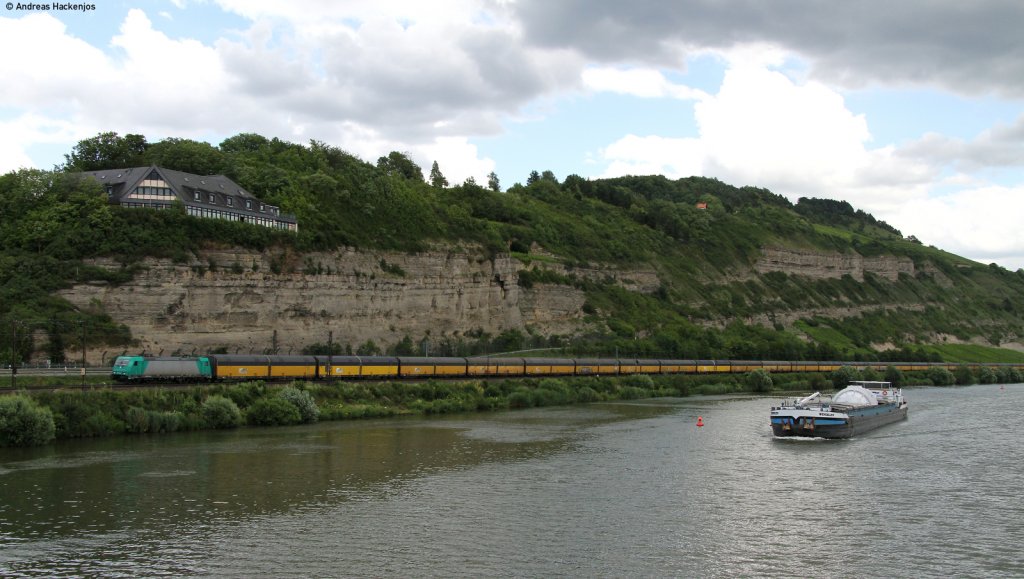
[2,384,1023,577]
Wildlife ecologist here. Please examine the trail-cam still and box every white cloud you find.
[416,137,496,185]
[695,64,872,192]
[581,67,709,100]
[894,185,1024,269]
[593,50,1024,269]
[598,135,704,179]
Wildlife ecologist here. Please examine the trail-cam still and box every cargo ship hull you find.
[771,402,907,439]
[770,381,908,439]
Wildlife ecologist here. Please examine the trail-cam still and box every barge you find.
[770,380,908,439]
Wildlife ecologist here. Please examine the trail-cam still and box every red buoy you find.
[696,416,704,427]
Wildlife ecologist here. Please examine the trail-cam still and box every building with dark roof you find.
[77,165,298,232]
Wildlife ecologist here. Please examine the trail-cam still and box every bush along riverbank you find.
[1,365,1017,446]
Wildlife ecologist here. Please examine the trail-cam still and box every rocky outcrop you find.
[755,247,915,281]
[58,247,621,359]
[56,243,948,363]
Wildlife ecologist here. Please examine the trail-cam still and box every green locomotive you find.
[112,356,213,382]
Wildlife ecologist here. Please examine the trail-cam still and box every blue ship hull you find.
[771,402,907,439]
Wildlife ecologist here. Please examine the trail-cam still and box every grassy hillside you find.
[2,131,1024,364]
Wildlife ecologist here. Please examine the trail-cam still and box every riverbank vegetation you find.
[1,364,1018,447]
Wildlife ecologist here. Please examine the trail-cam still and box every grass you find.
[918,344,1024,363]
[793,320,865,354]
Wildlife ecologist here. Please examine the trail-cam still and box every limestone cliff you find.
[60,247,657,359]
[57,244,957,362]
[754,247,916,281]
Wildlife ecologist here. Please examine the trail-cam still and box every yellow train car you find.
[210,355,271,379]
[618,359,642,374]
[660,360,698,374]
[468,358,525,376]
[315,356,400,378]
[397,357,467,377]
[730,360,763,373]
[523,358,575,376]
[636,359,662,374]
[575,359,618,375]
[695,360,717,374]
[764,361,796,372]
[358,357,401,378]
[269,355,318,379]
[815,361,843,373]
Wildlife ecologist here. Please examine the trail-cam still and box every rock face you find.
[59,247,611,359]
[56,244,944,363]
[755,247,915,281]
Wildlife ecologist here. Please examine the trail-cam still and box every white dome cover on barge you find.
[832,385,879,407]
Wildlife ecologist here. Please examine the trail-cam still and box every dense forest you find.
[3,131,1024,365]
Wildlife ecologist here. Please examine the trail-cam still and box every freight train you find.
[111,354,1024,383]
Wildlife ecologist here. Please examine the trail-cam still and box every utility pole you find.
[80,319,87,388]
[10,321,18,389]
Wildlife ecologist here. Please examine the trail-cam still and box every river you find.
[2,384,1022,578]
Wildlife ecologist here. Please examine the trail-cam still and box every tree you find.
[954,365,975,386]
[0,395,56,447]
[429,161,449,188]
[219,133,270,154]
[884,365,904,387]
[830,365,860,389]
[747,369,773,393]
[63,132,148,171]
[144,138,228,175]
[356,339,381,356]
[377,151,424,182]
[526,170,540,185]
[487,171,500,192]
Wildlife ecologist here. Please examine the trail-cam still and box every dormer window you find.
[226,197,233,207]
[260,204,265,213]
[209,193,215,204]
[246,200,252,209]
[194,191,201,201]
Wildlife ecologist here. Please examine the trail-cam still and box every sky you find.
[2,1,1024,269]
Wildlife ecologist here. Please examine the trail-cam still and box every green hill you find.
[2,131,1023,364]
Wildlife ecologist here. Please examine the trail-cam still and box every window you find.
[194,191,200,201]
[260,204,265,213]
[209,193,216,204]
[246,200,252,209]
[226,197,233,207]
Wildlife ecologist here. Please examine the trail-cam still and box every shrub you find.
[576,386,600,402]
[884,366,904,387]
[508,388,535,409]
[860,368,882,381]
[618,386,648,400]
[279,386,320,423]
[80,412,124,437]
[977,366,996,384]
[928,367,955,386]
[201,395,242,429]
[746,369,773,393]
[149,411,183,433]
[225,381,266,408]
[125,406,151,433]
[621,374,654,389]
[247,397,301,426]
[0,395,56,447]
[954,365,975,386]
[996,366,1022,384]
[831,366,860,389]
